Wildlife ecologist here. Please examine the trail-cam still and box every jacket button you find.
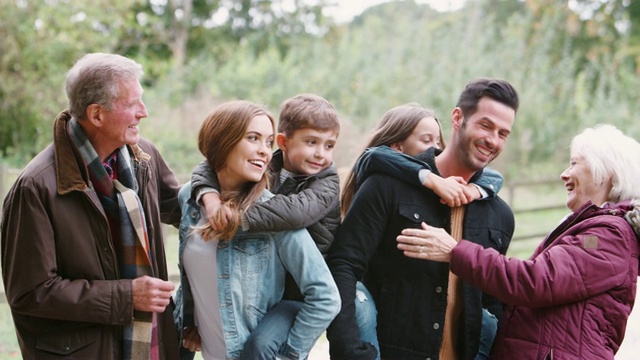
[433,323,440,330]
[413,213,420,219]
[435,286,442,293]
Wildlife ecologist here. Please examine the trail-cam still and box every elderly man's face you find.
[98,78,148,156]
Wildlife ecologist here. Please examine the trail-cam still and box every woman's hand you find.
[182,326,202,352]
[396,222,458,262]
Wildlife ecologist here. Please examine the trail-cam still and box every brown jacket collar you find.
[53,110,149,195]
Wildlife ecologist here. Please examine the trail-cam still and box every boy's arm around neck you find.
[473,167,504,199]
[243,164,340,233]
[190,159,220,199]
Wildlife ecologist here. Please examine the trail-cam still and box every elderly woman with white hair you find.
[396,124,640,359]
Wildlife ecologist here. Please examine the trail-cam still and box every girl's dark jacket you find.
[1,110,182,359]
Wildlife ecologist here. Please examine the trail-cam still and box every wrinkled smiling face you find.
[100,78,148,152]
[218,115,274,190]
[455,97,515,172]
[560,154,608,212]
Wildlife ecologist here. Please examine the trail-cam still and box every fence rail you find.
[505,177,566,242]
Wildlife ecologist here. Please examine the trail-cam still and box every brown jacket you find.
[1,111,182,359]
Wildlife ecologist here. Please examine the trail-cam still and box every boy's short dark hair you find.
[278,93,340,136]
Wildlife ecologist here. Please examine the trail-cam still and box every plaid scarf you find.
[68,118,156,360]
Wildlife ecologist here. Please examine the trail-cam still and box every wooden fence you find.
[505,178,567,241]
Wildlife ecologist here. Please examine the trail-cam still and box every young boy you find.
[192,93,340,253]
[186,93,344,359]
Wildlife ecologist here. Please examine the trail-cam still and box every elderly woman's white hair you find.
[570,124,640,203]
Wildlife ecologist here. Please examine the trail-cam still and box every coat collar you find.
[542,200,634,249]
[53,110,149,195]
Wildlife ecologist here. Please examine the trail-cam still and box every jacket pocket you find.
[398,203,426,224]
[489,228,506,249]
[231,235,271,275]
[35,325,100,356]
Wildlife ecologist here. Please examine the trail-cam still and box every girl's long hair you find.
[196,100,275,240]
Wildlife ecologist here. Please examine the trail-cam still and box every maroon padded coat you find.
[450,201,640,360]
[1,111,182,359]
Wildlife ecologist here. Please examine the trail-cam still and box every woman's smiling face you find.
[217,114,274,191]
[560,154,609,212]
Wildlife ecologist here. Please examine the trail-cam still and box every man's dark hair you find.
[456,78,519,117]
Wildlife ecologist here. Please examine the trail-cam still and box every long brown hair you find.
[196,100,275,240]
[341,103,440,216]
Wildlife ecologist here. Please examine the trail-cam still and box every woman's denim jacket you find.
[174,183,340,360]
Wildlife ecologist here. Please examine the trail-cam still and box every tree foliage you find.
[2,0,640,178]
[0,0,330,165]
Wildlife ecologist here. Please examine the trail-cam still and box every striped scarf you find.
[68,118,157,360]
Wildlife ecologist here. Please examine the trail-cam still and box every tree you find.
[127,0,332,70]
[0,0,145,163]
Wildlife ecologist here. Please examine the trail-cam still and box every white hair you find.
[570,124,640,203]
[66,53,143,120]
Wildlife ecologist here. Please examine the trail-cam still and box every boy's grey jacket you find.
[191,149,340,254]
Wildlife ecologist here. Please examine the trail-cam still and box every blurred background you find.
[1,0,639,358]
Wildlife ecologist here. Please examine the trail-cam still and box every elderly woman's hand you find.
[396,222,458,262]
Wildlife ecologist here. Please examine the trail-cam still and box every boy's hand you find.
[423,173,472,207]
[202,192,232,230]
[182,326,202,352]
[464,184,483,202]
